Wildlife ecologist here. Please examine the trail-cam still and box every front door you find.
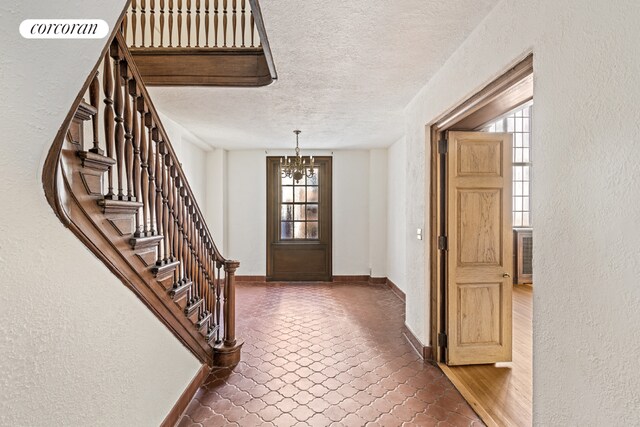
[446,131,513,365]
[266,156,332,281]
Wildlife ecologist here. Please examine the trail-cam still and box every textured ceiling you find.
[149,0,499,150]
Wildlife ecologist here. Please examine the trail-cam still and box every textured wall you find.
[157,111,210,209]
[386,138,408,293]
[404,0,640,423]
[226,150,376,276]
[369,149,388,278]
[0,1,202,425]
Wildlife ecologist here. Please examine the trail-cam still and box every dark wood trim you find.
[129,47,273,87]
[428,53,534,363]
[403,324,433,361]
[369,276,387,285]
[235,275,267,282]
[248,0,277,81]
[160,364,210,427]
[266,156,332,282]
[333,275,370,282]
[386,278,406,302]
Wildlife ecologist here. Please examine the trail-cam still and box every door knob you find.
[503,273,511,278]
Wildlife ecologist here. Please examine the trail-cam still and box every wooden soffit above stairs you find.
[129,47,273,87]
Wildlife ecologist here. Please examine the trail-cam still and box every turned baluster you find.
[177,0,183,47]
[213,0,219,47]
[141,0,147,47]
[250,10,254,47]
[178,185,187,284]
[122,63,134,200]
[150,0,156,47]
[121,11,128,43]
[147,116,157,235]
[155,138,165,258]
[137,101,150,236]
[216,260,222,342]
[186,0,192,47]
[195,0,201,47]
[240,0,245,47]
[168,0,174,47]
[130,83,142,233]
[160,0,165,46]
[222,0,228,47]
[174,177,184,284]
[223,259,239,346]
[131,0,137,47]
[112,45,125,200]
[103,50,115,197]
[204,0,209,47]
[232,0,237,47]
[88,71,102,155]
[159,141,170,261]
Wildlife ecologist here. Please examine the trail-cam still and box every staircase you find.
[42,25,246,367]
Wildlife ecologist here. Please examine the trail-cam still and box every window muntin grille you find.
[485,102,533,227]
[280,167,319,240]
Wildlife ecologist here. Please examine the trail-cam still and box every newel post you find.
[213,259,243,367]
[223,259,240,346]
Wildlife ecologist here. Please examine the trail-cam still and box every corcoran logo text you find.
[20,19,109,39]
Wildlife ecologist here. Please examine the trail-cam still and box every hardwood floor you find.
[440,284,532,427]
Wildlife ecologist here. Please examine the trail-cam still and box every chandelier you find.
[281,130,315,183]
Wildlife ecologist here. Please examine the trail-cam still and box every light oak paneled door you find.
[447,131,513,365]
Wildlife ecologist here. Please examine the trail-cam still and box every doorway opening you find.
[266,156,333,281]
[428,54,533,426]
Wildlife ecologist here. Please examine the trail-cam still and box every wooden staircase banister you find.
[123,0,277,86]
[42,8,242,368]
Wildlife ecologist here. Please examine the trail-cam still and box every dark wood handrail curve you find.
[42,6,242,367]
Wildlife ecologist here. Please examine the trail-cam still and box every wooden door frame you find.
[428,54,533,362]
[266,156,333,281]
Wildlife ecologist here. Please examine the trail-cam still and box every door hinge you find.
[438,137,448,154]
[437,235,448,250]
[438,332,448,348]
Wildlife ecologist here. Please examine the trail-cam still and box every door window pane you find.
[294,222,306,239]
[307,222,318,239]
[281,204,293,221]
[282,186,293,203]
[279,165,321,240]
[281,221,293,239]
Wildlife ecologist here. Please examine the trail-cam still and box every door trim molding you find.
[428,54,533,363]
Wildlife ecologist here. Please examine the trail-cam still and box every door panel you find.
[447,131,513,366]
[267,156,332,281]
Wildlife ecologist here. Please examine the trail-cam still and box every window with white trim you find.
[485,102,533,227]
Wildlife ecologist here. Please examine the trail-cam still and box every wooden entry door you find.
[266,156,332,281]
[446,131,513,365]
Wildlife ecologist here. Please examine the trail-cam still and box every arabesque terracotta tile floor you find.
[179,282,484,427]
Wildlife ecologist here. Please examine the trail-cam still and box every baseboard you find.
[385,278,406,302]
[235,275,266,282]
[160,364,210,427]
[403,324,433,361]
[332,275,370,282]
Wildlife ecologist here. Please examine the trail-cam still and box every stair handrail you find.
[42,4,241,367]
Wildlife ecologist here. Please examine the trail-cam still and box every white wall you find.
[226,150,381,276]
[404,0,640,423]
[386,138,407,293]
[369,149,388,278]
[158,111,210,208]
[0,2,202,426]
[205,149,228,254]
[227,150,267,274]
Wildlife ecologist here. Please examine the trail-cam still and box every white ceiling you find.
[149,0,499,150]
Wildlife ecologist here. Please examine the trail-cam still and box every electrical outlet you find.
[417,228,423,240]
